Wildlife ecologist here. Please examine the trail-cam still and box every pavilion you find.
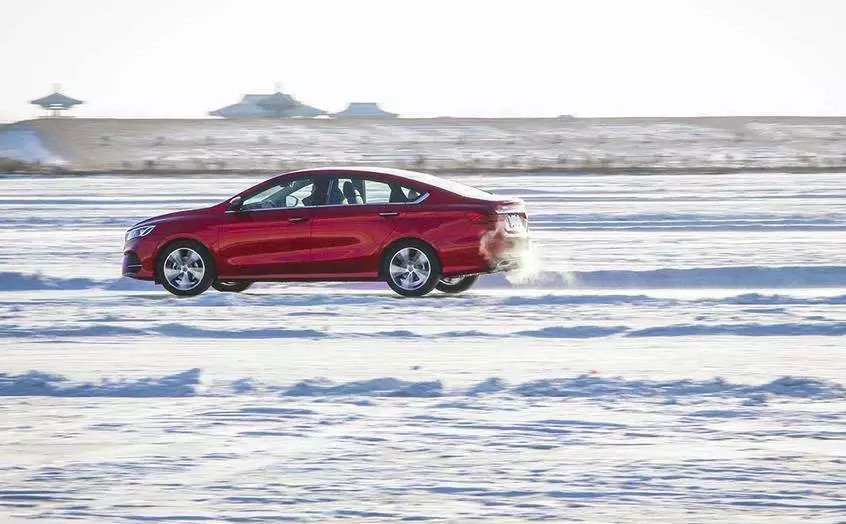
[333,102,397,118]
[30,90,83,117]
[210,91,326,118]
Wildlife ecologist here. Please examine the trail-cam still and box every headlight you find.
[125,225,156,241]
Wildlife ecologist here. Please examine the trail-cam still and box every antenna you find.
[273,81,283,93]
[52,82,62,93]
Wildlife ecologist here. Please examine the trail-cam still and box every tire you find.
[382,240,441,297]
[212,281,253,293]
[436,275,478,294]
[157,240,214,297]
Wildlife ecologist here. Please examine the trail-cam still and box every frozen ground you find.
[0,171,845,522]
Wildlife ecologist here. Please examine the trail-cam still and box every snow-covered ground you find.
[0,124,65,165]
[1,171,845,521]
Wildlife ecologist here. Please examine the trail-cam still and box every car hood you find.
[131,207,211,228]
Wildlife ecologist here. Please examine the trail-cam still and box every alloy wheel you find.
[162,247,205,291]
[389,247,431,291]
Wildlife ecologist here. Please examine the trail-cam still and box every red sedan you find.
[123,167,530,297]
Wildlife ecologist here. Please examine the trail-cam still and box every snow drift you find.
[0,124,63,164]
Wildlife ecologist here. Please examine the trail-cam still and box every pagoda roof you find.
[241,94,272,103]
[31,92,83,108]
[210,90,327,118]
[256,92,300,110]
[210,97,326,118]
[333,102,397,118]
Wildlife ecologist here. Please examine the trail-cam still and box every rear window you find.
[407,172,496,200]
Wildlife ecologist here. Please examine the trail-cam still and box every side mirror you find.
[227,196,244,212]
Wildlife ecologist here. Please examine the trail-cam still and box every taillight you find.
[466,211,498,224]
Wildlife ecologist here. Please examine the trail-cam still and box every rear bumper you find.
[439,227,531,277]
[485,233,530,273]
[490,257,522,272]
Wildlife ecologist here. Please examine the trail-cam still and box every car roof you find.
[285,166,428,181]
[282,166,500,201]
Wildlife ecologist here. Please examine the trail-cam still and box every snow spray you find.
[478,219,542,284]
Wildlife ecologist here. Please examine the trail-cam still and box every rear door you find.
[308,174,399,278]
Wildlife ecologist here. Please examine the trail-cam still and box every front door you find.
[217,176,318,278]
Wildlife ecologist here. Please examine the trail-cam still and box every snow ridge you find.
[0,369,199,397]
[2,369,843,401]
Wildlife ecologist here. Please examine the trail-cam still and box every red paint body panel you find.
[218,207,314,277]
[122,167,529,284]
[309,204,398,278]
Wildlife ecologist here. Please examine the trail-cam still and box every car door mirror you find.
[227,196,244,212]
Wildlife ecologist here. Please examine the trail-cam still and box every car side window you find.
[398,185,422,202]
[326,176,365,206]
[363,179,393,204]
[322,175,425,206]
[242,177,318,210]
[364,179,423,204]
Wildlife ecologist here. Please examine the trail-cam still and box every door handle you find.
[288,216,307,223]
[379,212,399,217]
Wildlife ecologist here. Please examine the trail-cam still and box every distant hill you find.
[2,116,845,173]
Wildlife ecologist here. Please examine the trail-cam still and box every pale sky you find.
[1,0,844,122]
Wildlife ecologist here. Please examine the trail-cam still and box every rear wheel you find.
[158,241,214,297]
[212,281,253,293]
[436,275,478,294]
[383,241,440,297]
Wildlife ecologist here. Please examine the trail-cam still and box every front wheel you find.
[212,281,253,293]
[383,241,441,297]
[158,241,214,297]
[436,275,478,294]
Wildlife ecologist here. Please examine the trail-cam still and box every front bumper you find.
[123,237,157,280]
[122,250,142,274]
